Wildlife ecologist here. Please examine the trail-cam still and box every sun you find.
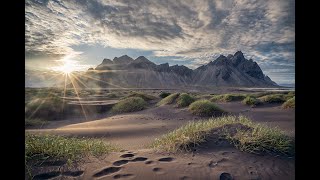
[58,62,75,74]
[51,59,78,74]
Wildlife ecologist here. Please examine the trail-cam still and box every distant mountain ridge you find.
[84,51,277,88]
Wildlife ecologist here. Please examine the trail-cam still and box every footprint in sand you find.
[221,152,230,155]
[220,172,234,180]
[93,167,122,178]
[158,157,174,162]
[113,160,129,166]
[248,166,260,179]
[131,157,148,162]
[152,167,165,174]
[145,160,155,165]
[113,174,135,179]
[180,176,191,180]
[120,153,135,158]
[217,158,228,163]
[33,171,61,180]
[62,170,84,177]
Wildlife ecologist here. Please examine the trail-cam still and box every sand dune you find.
[26,102,294,179]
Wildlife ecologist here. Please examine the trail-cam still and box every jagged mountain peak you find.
[134,56,152,63]
[234,51,245,57]
[102,58,113,64]
[227,54,233,59]
[113,55,134,64]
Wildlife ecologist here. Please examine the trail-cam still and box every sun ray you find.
[62,73,68,111]
[68,73,88,121]
[77,73,125,89]
[26,98,47,120]
[69,73,89,89]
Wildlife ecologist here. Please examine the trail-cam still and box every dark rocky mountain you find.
[82,51,277,88]
[192,51,276,87]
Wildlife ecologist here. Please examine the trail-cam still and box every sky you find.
[25,0,295,85]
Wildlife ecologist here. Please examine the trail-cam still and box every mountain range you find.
[81,51,277,88]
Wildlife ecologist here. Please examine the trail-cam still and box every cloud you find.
[25,0,295,83]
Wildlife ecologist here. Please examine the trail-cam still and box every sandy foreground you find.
[26,102,295,180]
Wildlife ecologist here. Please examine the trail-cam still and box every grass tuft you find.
[210,94,247,102]
[176,93,195,107]
[25,118,47,127]
[106,92,118,98]
[157,93,180,106]
[111,97,147,113]
[159,92,171,98]
[258,94,287,103]
[189,100,225,116]
[125,92,157,101]
[242,96,261,106]
[25,134,116,164]
[284,92,295,100]
[282,97,295,109]
[152,116,294,157]
[25,95,65,120]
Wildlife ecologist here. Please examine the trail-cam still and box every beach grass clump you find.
[25,134,116,164]
[287,91,295,97]
[210,94,247,102]
[282,97,295,109]
[25,118,47,127]
[152,116,294,157]
[157,93,180,106]
[285,91,295,100]
[242,96,261,106]
[111,97,147,113]
[176,93,195,107]
[125,92,157,101]
[106,92,118,98]
[189,100,225,116]
[25,95,64,119]
[209,94,225,102]
[159,92,171,98]
[258,94,287,103]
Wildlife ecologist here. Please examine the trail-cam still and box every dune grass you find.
[159,92,171,98]
[282,97,295,109]
[25,95,65,120]
[125,92,157,101]
[111,97,147,113]
[258,94,287,103]
[25,134,116,165]
[157,93,180,106]
[285,92,295,100]
[189,100,225,116]
[210,94,247,102]
[287,91,295,97]
[152,116,294,157]
[25,118,47,127]
[242,96,261,106]
[106,92,119,98]
[176,93,195,107]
